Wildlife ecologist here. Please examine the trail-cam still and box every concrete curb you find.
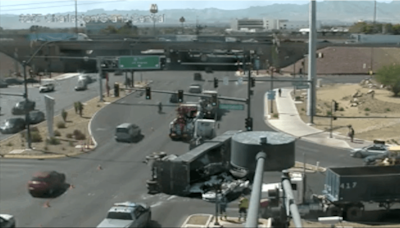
[263,90,353,151]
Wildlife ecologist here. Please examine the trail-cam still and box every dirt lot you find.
[0,84,145,157]
[294,81,400,144]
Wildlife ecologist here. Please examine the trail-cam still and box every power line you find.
[1,1,74,8]
[1,0,127,12]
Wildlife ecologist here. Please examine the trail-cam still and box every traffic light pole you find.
[330,100,333,138]
[97,57,104,102]
[247,58,252,123]
[22,61,32,149]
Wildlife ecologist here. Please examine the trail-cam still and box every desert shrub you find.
[30,126,39,132]
[6,142,13,146]
[68,141,74,147]
[339,107,344,111]
[273,113,279,118]
[75,133,86,140]
[57,121,66,129]
[66,133,73,138]
[61,109,68,122]
[54,130,61,137]
[31,132,43,142]
[47,137,60,145]
[73,129,82,136]
[386,108,391,112]
[326,111,332,116]
[364,108,370,111]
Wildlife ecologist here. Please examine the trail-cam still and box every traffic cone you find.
[69,184,75,189]
[97,165,102,170]
[43,200,51,208]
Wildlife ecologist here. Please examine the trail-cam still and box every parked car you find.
[39,83,55,93]
[0,118,26,134]
[27,171,66,197]
[0,214,16,228]
[188,84,202,93]
[11,100,36,115]
[0,79,8,88]
[28,110,45,125]
[97,202,151,228]
[4,78,23,85]
[350,143,389,158]
[115,123,141,142]
[114,70,123,76]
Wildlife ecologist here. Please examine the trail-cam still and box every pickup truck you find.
[97,202,151,228]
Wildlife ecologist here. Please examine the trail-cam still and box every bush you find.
[273,113,279,118]
[57,121,66,129]
[75,133,86,140]
[69,141,74,147]
[54,130,61,137]
[6,142,13,147]
[386,108,391,112]
[326,111,332,116]
[47,137,60,145]
[31,132,43,142]
[73,129,83,136]
[66,133,73,138]
[364,108,370,111]
[30,126,39,132]
[61,109,68,122]
[339,107,344,111]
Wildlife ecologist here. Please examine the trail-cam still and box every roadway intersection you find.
[0,72,365,227]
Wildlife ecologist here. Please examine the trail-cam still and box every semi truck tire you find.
[326,205,341,216]
[346,206,363,221]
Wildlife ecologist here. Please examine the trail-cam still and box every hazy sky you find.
[0,0,393,15]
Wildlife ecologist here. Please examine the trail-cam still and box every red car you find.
[28,171,66,197]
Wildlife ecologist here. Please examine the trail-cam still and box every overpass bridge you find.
[0,37,398,74]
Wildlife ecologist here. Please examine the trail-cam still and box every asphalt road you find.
[0,71,364,227]
[0,73,123,141]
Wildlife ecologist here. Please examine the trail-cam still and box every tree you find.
[375,65,400,97]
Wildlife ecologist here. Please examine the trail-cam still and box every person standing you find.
[219,195,228,220]
[238,195,249,222]
[278,88,282,97]
[348,125,355,142]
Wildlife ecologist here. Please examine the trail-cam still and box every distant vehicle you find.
[0,118,25,134]
[75,78,88,91]
[28,171,66,197]
[4,78,23,85]
[96,202,151,228]
[39,83,55,93]
[28,110,45,125]
[350,142,389,158]
[115,123,141,142]
[11,100,36,115]
[0,214,16,228]
[114,70,123,76]
[188,84,202,94]
[78,74,93,84]
[169,93,179,103]
[0,79,8,88]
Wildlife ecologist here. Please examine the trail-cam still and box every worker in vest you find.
[238,195,249,222]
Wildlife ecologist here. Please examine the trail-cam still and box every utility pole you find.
[97,57,104,102]
[307,0,317,124]
[246,55,252,120]
[270,67,274,114]
[22,61,32,149]
[330,101,333,138]
[370,0,377,74]
[75,0,78,35]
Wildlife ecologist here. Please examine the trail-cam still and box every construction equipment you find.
[169,103,201,141]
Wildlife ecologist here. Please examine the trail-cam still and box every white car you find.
[188,84,202,93]
[78,75,93,84]
[39,83,55,93]
[0,214,16,228]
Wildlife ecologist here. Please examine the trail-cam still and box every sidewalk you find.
[180,214,271,228]
[264,88,372,150]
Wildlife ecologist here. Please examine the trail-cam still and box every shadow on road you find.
[116,134,145,143]
[112,102,179,108]
[147,220,162,228]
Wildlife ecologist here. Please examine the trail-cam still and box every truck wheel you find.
[326,206,341,216]
[346,206,363,221]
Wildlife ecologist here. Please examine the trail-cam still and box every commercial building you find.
[85,21,125,34]
[231,18,321,32]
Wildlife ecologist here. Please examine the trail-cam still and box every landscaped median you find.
[0,81,150,159]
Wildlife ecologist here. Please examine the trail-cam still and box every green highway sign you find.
[219,103,245,111]
[118,56,161,70]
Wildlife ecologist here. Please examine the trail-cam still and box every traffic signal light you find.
[250,77,256,87]
[145,87,151,100]
[211,94,217,106]
[213,77,218,88]
[178,90,184,102]
[333,101,339,111]
[245,117,253,131]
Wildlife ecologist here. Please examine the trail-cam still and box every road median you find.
[0,81,150,159]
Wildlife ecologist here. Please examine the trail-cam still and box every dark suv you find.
[12,100,36,115]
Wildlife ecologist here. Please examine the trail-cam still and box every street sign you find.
[219,103,245,110]
[223,77,229,86]
[267,92,275,100]
[296,84,310,89]
[118,56,160,70]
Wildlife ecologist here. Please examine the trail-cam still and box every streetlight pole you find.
[150,4,158,37]
[270,67,274,114]
[247,55,252,121]
[75,0,78,35]
[97,57,104,102]
[22,61,32,149]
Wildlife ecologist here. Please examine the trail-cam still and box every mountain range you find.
[1,0,400,29]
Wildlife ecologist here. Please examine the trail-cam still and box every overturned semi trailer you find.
[149,130,240,196]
